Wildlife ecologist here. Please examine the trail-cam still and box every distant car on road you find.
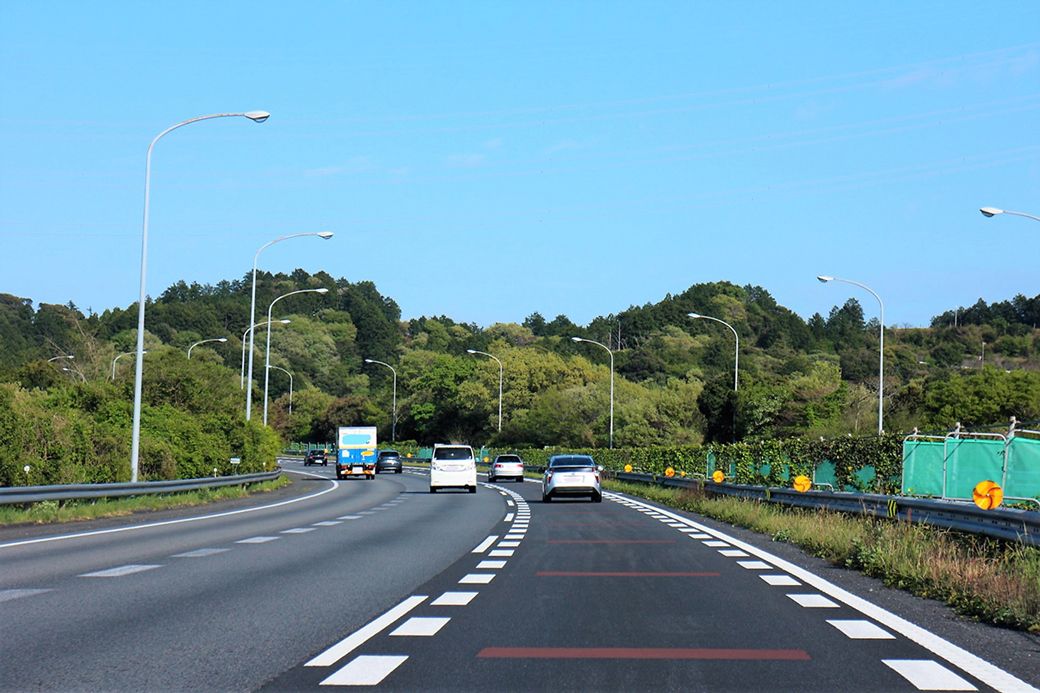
[304,449,328,466]
[488,454,524,483]
[375,449,403,474]
[542,454,601,503]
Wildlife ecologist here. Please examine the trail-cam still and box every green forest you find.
[1,269,1038,485]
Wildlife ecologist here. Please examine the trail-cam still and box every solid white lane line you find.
[431,591,478,606]
[498,541,521,548]
[827,620,895,640]
[390,617,450,637]
[504,513,515,522]
[459,573,494,585]
[0,589,52,603]
[237,536,279,544]
[737,560,772,570]
[281,528,316,534]
[337,515,362,520]
[172,548,230,558]
[0,471,339,551]
[719,549,749,557]
[760,574,801,587]
[477,560,507,569]
[489,549,514,557]
[607,491,1038,693]
[313,521,342,526]
[306,595,427,667]
[320,655,409,686]
[79,564,161,578]
[472,536,499,553]
[787,593,840,608]
[882,659,978,691]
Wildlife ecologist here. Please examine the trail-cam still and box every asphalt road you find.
[2,464,1037,692]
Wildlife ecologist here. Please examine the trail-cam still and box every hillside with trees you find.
[1,270,1037,484]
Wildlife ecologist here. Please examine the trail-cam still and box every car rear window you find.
[379,450,399,459]
[433,446,473,460]
[550,456,594,468]
[496,455,521,463]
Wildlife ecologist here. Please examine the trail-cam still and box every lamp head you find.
[317,231,334,239]
[817,275,834,283]
[315,288,329,294]
[244,111,270,123]
[466,349,477,354]
[570,337,582,343]
[217,338,228,343]
[279,319,291,325]
[979,207,1003,218]
[688,312,702,319]
[364,358,374,364]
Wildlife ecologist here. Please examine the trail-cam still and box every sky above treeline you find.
[1,1,1037,328]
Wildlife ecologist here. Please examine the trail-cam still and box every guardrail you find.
[611,471,1040,547]
[0,470,282,506]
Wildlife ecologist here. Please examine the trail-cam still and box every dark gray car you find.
[375,449,403,474]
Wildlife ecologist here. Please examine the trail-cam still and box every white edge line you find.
[605,491,1038,693]
[306,595,427,667]
[0,469,339,550]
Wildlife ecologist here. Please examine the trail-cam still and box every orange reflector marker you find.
[973,480,1003,510]
[712,470,725,483]
[624,464,633,473]
[665,467,675,478]
[793,475,811,493]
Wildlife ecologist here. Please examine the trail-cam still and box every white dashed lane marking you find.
[476,560,507,569]
[390,617,450,637]
[827,620,895,640]
[281,528,316,534]
[472,536,499,553]
[498,541,521,548]
[306,596,427,667]
[703,540,730,547]
[171,548,229,558]
[337,515,362,520]
[719,549,749,557]
[737,560,772,570]
[313,521,342,526]
[459,573,495,585]
[489,549,514,557]
[320,655,408,686]
[787,593,840,608]
[79,564,161,578]
[882,659,977,691]
[504,513,514,522]
[237,536,279,544]
[432,591,478,606]
[0,588,52,603]
[760,575,800,587]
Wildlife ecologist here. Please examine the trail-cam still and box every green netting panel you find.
[813,460,837,488]
[902,440,944,496]
[1006,437,1040,500]
[945,438,1005,500]
[853,465,876,492]
[706,451,717,473]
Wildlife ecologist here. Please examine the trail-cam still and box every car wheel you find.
[430,487,437,493]
[542,493,551,503]
[469,485,476,494]
[396,468,402,474]
[592,492,602,503]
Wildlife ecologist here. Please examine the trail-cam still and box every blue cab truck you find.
[337,426,377,480]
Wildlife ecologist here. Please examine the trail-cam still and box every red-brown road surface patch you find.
[478,647,811,661]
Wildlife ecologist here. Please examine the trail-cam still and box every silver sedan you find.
[542,454,602,503]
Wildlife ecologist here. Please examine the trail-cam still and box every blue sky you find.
[1,1,1037,329]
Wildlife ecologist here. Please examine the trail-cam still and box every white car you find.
[542,454,602,502]
[430,444,477,493]
[488,454,524,483]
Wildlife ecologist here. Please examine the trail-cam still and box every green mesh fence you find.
[902,439,945,496]
[1007,437,1040,500]
[813,460,837,489]
[945,437,1006,500]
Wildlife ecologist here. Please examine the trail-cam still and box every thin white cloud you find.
[445,153,486,168]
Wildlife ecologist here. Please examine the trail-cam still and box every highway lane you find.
[0,463,509,691]
[265,478,1039,692]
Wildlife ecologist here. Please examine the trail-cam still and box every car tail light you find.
[545,471,554,482]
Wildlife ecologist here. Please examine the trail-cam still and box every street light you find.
[62,367,86,382]
[241,319,291,389]
[47,354,74,363]
[131,110,270,483]
[245,231,334,421]
[364,359,398,442]
[979,207,1040,223]
[112,350,147,381]
[688,313,739,391]
[263,288,329,425]
[466,349,503,432]
[817,275,885,435]
[267,365,294,415]
[187,337,228,359]
[571,337,614,448]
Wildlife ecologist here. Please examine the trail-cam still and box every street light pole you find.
[267,365,293,415]
[131,110,270,483]
[112,350,146,381]
[688,312,739,391]
[818,275,885,435]
[979,207,1040,223]
[263,288,328,425]
[187,337,228,359]
[241,319,291,389]
[245,231,333,421]
[47,354,75,363]
[571,337,614,448]
[364,359,398,442]
[62,367,86,382]
[466,349,503,432]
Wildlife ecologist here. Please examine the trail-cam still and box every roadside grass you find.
[0,475,292,527]
[605,480,1040,633]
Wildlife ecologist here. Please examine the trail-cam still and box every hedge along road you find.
[264,476,1038,692]
[0,462,507,691]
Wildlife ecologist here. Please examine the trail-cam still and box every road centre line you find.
[306,595,427,667]
[472,536,499,553]
[79,564,161,578]
[606,492,1038,693]
[0,469,339,551]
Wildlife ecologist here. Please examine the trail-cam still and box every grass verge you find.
[0,475,292,526]
[605,479,1040,633]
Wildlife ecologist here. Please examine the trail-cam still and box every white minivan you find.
[430,444,477,493]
